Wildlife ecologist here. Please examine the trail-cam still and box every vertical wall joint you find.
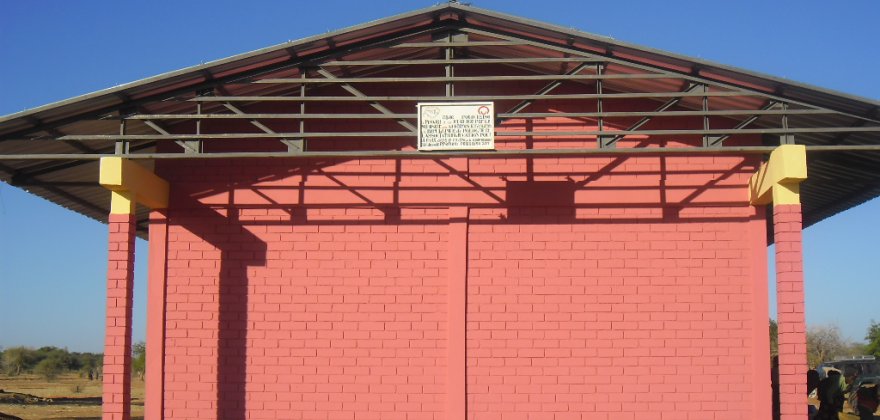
[448,206,468,420]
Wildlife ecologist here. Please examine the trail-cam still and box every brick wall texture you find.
[104,213,136,420]
[773,204,807,418]
[153,94,772,419]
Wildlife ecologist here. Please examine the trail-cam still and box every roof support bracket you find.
[115,120,129,155]
[143,120,200,154]
[222,103,303,154]
[284,69,308,153]
[499,62,593,126]
[315,67,416,133]
[709,101,782,148]
[597,64,612,149]
[603,83,701,148]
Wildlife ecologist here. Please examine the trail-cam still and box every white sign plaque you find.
[417,102,495,151]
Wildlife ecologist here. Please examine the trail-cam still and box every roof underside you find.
[1,4,879,236]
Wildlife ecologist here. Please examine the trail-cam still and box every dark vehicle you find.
[816,356,880,417]
[816,356,880,380]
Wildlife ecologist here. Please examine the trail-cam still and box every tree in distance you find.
[866,320,880,357]
[132,342,146,381]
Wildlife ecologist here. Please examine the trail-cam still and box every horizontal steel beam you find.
[390,41,527,48]
[125,109,830,121]
[128,113,420,120]
[254,73,674,84]
[56,126,880,141]
[499,128,880,136]
[4,145,880,161]
[322,57,604,66]
[61,132,415,140]
[0,146,776,160]
[191,91,763,102]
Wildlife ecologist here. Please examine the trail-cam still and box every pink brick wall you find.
[153,85,771,418]
[466,207,760,419]
[162,205,449,419]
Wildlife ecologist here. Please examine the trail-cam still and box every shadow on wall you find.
[168,153,759,225]
[171,194,266,419]
[159,152,761,418]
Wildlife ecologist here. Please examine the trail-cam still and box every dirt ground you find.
[841,413,880,420]
[0,374,875,419]
[0,373,144,420]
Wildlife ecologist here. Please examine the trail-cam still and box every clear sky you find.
[0,0,878,353]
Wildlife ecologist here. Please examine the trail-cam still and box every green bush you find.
[34,357,64,381]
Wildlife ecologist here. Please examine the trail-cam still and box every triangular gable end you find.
[1,3,879,234]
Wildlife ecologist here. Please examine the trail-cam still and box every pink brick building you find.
[2,4,879,420]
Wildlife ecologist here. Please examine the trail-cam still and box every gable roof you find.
[1,3,879,235]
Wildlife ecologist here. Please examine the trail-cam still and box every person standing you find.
[817,370,846,420]
[809,369,821,419]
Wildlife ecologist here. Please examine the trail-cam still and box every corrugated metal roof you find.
[1,3,878,235]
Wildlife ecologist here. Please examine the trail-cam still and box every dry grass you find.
[0,373,144,419]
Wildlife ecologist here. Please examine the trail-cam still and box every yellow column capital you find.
[749,144,807,206]
[100,157,169,214]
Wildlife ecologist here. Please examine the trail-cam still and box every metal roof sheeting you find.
[1,3,878,235]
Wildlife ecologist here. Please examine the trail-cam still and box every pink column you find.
[145,211,168,419]
[103,213,136,420]
[750,215,773,419]
[774,204,807,419]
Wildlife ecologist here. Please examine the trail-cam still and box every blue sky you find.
[0,0,878,353]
